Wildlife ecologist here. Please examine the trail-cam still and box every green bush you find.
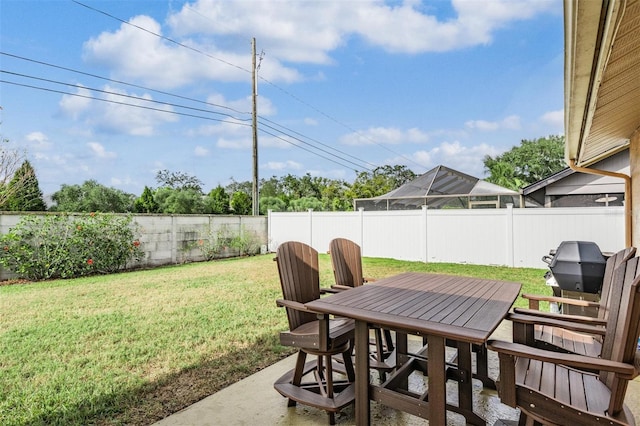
[188,224,260,260]
[0,213,145,280]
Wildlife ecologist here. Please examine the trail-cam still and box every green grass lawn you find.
[0,254,549,425]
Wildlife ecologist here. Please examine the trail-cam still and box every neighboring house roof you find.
[522,149,629,197]
[374,165,518,200]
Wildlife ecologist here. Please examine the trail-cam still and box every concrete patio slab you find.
[153,322,640,425]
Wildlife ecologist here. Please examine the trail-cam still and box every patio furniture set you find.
[273,239,640,425]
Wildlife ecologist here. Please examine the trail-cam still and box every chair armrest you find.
[276,298,330,316]
[276,299,308,310]
[487,339,636,377]
[330,284,353,291]
[507,312,606,336]
[521,293,600,309]
[513,307,607,326]
[320,287,342,294]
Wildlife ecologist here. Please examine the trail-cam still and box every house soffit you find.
[569,0,640,167]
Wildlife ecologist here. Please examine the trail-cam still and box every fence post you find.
[421,205,428,263]
[308,209,313,247]
[171,215,178,264]
[506,204,514,267]
[358,207,364,254]
[267,210,273,252]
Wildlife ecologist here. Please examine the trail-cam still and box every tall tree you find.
[133,186,159,213]
[225,178,252,196]
[288,196,324,212]
[259,196,286,214]
[230,191,252,215]
[483,135,566,190]
[0,137,31,209]
[4,160,46,211]
[154,187,205,214]
[206,185,231,214]
[346,165,417,199]
[155,169,203,192]
[51,180,136,212]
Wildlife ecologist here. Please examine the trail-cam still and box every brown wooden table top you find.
[307,272,521,345]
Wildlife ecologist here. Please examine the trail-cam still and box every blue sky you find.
[0,0,564,196]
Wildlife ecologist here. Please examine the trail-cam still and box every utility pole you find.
[251,37,259,216]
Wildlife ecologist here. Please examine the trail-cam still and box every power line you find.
[0,79,252,125]
[0,51,249,116]
[258,127,362,172]
[258,75,425,170]
[1,62,375,169]
[1,69,251,122]
[72,0,251,75]
[68,1,419,171]
[258,117,375,171]
[258,120,372,172]
[2,73,372,171]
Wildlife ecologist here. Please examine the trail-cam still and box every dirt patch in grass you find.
[100,348,295,426]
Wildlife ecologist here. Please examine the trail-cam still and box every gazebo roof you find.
[375,165,518,200]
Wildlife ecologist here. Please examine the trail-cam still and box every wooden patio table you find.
[306,272,521,425]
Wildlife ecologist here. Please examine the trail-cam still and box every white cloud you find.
[391,140,502,178]
[59,85,176,136]
[81,0,557,91]
[540,109,564,128]
[110,176,135,187]
[83,15,301,89]
[304,118,318,126]
[217,137,251,149]
[465,115,521,131]
[170,0,557,59]
[194,145,209,156]
[263,160,303,171]
[340,127,429,146]
[25,131,52,150]
[59,85,92,119]
[87,142,117,159]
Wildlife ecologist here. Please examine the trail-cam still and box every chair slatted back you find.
[329,238,364,288]
[599,255,640,368]
[597,247,636,323]
[599,256,640,415]
[275,241,321,332]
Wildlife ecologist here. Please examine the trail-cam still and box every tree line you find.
[0,135,565,214]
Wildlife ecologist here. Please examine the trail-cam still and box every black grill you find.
[542,241,606,294]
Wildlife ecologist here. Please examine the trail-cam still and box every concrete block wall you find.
[0,213,268,280]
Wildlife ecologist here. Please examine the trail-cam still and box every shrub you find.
[0,213,145,280]
[189,224,260,260]
[230,228,261,256]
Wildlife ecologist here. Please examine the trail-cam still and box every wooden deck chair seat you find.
[511,247,636,357]
[273,241,355,425]
[328,237,395,380]
[488,256,640,426]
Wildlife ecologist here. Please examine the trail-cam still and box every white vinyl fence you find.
[268,206,626,269]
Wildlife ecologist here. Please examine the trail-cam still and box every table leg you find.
[394,332,409,390]
[457,341,473,412]
[355,320,370,426]
[456,342,486,425]
[474,343,496,389]
[427,335,446,425]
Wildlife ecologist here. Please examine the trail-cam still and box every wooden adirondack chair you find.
[510,247,636,357]
[273,241,355,425]
[488,256,640,426]
[328,237,395,380]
